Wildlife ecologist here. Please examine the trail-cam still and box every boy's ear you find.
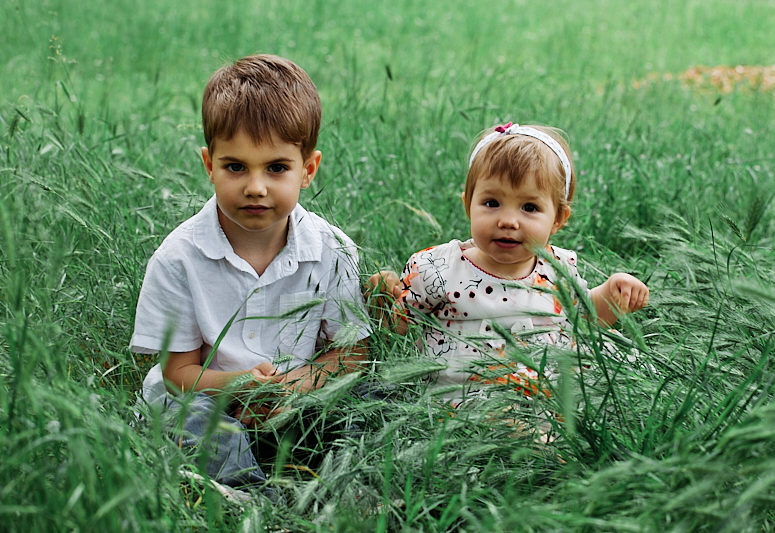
[301,150,322,189]
[201,147,214,182]
[552,205,571,234]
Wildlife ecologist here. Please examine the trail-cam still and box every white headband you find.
[468,122,572,200]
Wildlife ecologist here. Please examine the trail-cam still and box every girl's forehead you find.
[474,173,547,194]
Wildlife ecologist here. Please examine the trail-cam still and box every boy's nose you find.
[244,173,268,197]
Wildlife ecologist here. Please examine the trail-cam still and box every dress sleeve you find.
[551,248,591,306]
[399,246,448,318]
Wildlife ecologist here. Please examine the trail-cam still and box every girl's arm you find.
[590,273,650,326]
[366,270,410,334]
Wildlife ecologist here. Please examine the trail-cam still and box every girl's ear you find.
[552,205,571,234]
[461,191,472,218]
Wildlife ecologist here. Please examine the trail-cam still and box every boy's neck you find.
[217,208,291,276]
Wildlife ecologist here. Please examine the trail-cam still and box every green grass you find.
[2,0,775,530]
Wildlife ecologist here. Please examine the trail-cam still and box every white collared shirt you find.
[131,196,370,402]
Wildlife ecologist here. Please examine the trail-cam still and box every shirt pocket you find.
[276,291,326,357]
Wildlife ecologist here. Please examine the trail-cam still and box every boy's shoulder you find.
[291,205,358,258]
[150,196,219,263]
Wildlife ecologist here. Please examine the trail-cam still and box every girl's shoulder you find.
[532,245,579,278]
[408,239,467,264]
[547,245,578,267]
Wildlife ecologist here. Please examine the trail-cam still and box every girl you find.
[373,122,649,403]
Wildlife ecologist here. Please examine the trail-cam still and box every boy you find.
[131,54,370,497]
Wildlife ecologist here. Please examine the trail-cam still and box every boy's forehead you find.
[210,129,304,157]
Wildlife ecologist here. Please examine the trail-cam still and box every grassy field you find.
[2,0,775,530]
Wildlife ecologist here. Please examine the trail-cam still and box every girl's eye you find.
[523,203,539,213]
[226,163,245,173]
[484,199,499,208]
[267,163,288,173]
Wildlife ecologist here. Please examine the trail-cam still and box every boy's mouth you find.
[242,205,269,214]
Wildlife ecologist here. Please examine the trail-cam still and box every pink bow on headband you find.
[494,122,514,133]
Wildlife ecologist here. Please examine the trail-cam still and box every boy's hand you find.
[234,402,286,428]
[603,273,649,313]
[249,361,284,385]
[234,362,287,427]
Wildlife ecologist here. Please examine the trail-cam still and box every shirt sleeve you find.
[318,234,372,344]
[130,252,203,354]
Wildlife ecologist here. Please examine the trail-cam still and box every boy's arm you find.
[589,273,650,326]
[163,348,284,394]
[280,342,368,393]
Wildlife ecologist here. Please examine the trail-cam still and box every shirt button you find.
[248,331,256,339]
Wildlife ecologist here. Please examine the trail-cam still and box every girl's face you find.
[466,174,569,279]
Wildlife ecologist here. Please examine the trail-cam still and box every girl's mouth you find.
[494,238,520,249]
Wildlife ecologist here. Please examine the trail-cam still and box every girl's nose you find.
[497,211,520,229]
[244,173,268,197]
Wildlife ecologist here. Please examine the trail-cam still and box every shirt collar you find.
[193,195,322,264]
[287,203,322,263]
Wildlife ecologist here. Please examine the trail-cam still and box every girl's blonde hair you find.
[464,125,576,221]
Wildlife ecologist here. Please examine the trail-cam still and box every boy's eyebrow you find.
[217,155,295,164]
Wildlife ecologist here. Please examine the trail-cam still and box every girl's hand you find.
[591,273,649,326]
[603,273,649,313]
[366,270,402,300]
[365,270,407,332]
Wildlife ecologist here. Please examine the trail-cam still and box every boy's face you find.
[466,174,569,278]
[202,129,320,243]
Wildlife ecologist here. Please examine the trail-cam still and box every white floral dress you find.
[399,239,590,404]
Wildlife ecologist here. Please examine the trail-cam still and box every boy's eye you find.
[484,199,500,208]
[523,203,539,213]
[226,163,245,172]
[267,163,288,173]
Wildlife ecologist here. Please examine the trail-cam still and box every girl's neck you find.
[462,245,537,280]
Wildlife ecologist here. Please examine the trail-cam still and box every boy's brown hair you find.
[464,125,576,221]
[202,54,321,158]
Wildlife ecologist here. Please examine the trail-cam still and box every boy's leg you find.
[274,381,397,465]
[160,392,279,499]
